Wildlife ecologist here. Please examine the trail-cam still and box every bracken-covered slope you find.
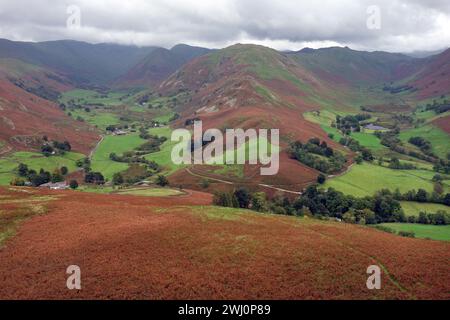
[0,39,157,85]
[405,48,450,99]
[159,44,352,189]
[114,44,211,88]
[0,59,99,155]
[289,47,419,85]
[0,187,448,299]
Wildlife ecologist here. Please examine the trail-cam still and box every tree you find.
[200,179,210,189]
[213,191,238,208]
[415,189,428,203]
[60,166,69,176]
[41,144,54,156]
[112,173,124,186]
[355,155,363,164]
[418,212,430,224]
[51,170,64,183]
[17,163,29,177]
[69,180,79,190]
[156,175,169,187]
[317,174,327,184]
[10,178,26,186]
[361,148,374,161]
[234,188,251,208]
[85,172,105,185]
[444,193,450,206]
[251,192,268,212]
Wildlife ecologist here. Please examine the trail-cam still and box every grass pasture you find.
[68,109,120,130]
[379,223,450,242]
[0,152,84,185]
[400,202,449,217]
[324,162,450,197]
[114,188,184,197]
[90,133,146,180]
[304,111,386,151]
[399,125,450,159]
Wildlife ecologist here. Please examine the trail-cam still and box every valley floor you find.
[0,187,449,300]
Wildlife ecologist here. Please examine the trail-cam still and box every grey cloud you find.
[0,0,448,52]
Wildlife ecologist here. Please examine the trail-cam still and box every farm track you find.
[89,135,104,160]
[185,167,303,194]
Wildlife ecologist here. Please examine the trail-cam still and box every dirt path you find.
[88,135,104,160]
[185,167,302,195]
[0,145,12,156]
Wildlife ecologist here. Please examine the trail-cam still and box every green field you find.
[69,108,120,129]
[399,125,450,159]
[143,127,187,176]
[400,201,449,217]
[324,162,450,197]
[153,111,176,124]
[114,188,184,197]
[379,223,450,241]
[0,152,84,185]
[304,110,386,151]
[77,185,183,196]
[90,134,147,180]
[60,89,130,106]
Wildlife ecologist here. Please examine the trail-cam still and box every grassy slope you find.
[144,127,184,175]
[91,134,146,180]
[68,109,120,130]
[400,201,449,217]
[379,223,450,241]
[399,125,450,159]
[114,188,183,197]
[0,152,84,185]
[324,162,450,197]
[304,111,386,151]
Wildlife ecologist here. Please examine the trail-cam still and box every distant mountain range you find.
[0,38,449,161]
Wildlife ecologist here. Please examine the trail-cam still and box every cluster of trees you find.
[338,136,374,162]
[156,175,169,187]
[289,138,346,174]
[425,99,450,115]
[409,211,450,225]
[433,157,450,174]
[111,163,161,186]
[387,157,416,170]
[12,79,61,101]
[84,172,105,185]
[382,84,415,94]
[213,185,449,226]
[408,136,435,157]
[375,131,437,163]
[135,135,167,154]
[334,114,371,134]
[11,164,69,187]
[76,157,91,172]
[109,152,161,172]
[106,124,134,133]
[391,186,450,206]
[40,139,72,157]
[213,189,269,213]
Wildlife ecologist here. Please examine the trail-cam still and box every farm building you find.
[39,182,68,190]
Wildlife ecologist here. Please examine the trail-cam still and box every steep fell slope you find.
[114,44,210,88]
[0,59,99,155]
[160,44,348,190]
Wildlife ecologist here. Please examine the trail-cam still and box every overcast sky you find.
[0,0,449,52]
